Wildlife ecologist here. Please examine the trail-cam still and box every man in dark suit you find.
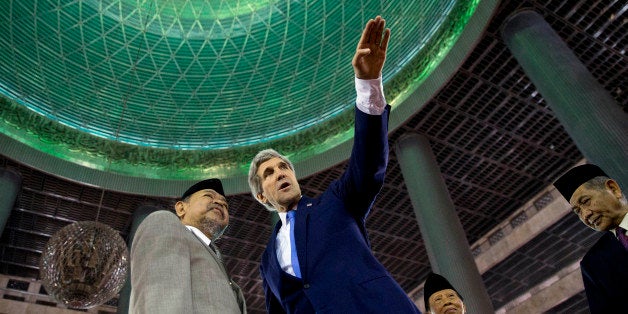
[554,164,628,313]
[247,16,421,314]
[130,179,246,313]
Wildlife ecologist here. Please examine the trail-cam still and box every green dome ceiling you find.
[0,0,479,191]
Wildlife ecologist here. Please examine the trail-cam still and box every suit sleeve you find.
[334,105,390,217]
[130,211,194,313]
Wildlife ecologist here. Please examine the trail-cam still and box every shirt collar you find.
[277,196,305,226]
[278,211,288,226]
[185,225,211,246]
[620,213,628,230]
[610,213,628,236]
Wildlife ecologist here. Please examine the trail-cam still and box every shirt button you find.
[303,283,310,289]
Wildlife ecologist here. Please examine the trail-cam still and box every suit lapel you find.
[188,229,228,276]
[187,229,247,313]
[267,219,284,273]
[265,200,314,279]
[294,197,314,276]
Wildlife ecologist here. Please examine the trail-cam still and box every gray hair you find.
[248,149,295,211]
[584,176,627,204]
[583,176,612,190]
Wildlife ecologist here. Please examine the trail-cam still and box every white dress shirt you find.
[186,225,212,246]
[355,76,387,115]
[276,211,297,276]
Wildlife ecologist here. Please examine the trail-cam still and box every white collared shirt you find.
[186,225,212,246]
[276,211,297,276]
[355,76,387,115]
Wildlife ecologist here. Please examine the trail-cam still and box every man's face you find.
[570,179,626,232]
[256,157,302,212]
[176,189,229,239]
[428,289,465,314]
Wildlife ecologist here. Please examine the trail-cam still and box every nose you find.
[211,198,227,209]
[277,172,286,181]
[582,207,593,223]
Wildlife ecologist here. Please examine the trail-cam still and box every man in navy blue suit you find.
[247,16,421,314]
[554,164,628,314]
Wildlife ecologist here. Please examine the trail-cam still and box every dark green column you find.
[117,204,162,314]
[270,211,279,227]
[0,168,21,234]
[394,133,493,313]
[502,10,627,184]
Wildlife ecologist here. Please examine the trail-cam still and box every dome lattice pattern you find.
[0,0,477,180]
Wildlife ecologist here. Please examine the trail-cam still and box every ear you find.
[606,179,623,199]
[256,193,267,204]
[174,201,186,218]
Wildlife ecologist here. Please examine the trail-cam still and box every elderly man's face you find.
[570,179,626,232]
[256,157,302,213]
[176,189,229,239]
[428,289,465,314]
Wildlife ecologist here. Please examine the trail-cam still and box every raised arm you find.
[352,16,391,80]
[335,17,391,217]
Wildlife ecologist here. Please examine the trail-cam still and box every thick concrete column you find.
[0,168,21,234]
[502,10,627,185]
[117,204,162,314]
[395,133,493,313]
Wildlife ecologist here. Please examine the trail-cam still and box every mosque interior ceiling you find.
[0,0,625,312]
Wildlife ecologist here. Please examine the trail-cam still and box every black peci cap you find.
[424,272,463,311]
[554,164,608,201]
[181,178,225,199]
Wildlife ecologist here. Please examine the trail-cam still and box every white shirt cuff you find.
[355,76,386,115]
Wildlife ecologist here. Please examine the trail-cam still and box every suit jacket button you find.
[303,283,310,289]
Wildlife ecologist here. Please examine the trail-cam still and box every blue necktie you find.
[287,210,302,278]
